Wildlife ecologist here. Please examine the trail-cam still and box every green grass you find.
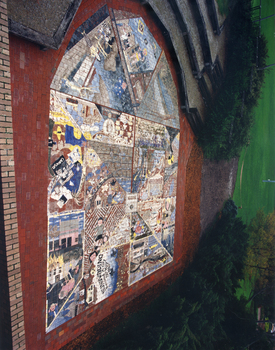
[233,0,275,303]
[233,0,275,224]
[235,274,256,309]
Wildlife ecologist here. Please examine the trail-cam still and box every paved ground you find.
[200,157,239,234]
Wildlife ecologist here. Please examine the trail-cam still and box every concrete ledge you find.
[8,19,56,50]
[197,74,212,107]
[146,0,190,113]
[205,0,221,35]
[188,0,212,66]
[185,107,204,136]
[169,0,201,78]
[8,0,82,50]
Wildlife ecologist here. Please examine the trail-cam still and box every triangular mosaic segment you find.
[136,52,180,129]
[128,233,172,285]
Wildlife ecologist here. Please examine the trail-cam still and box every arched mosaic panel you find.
[46,5,180,332]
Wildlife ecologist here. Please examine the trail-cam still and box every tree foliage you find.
[245,210,275,289]
[217,296,274,350]
[244,210,275,324]
[198,0,268,160]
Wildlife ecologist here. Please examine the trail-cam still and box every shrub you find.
[198,0,268,160]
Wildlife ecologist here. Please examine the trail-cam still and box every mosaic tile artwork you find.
[46,6,180,333]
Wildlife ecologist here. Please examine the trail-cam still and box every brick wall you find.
[0,0,26,349]
[7,0,196,349]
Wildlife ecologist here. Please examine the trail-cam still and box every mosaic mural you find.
[47,5,180,332]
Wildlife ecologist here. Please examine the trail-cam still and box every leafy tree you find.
[245,210,275,290]
[216,296,275,350]
[242,210,275,326]
[198,0,268,160]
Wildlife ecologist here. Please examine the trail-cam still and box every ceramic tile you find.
[46,211,84,330]
[136,52,180,129]
[129,234,172,285]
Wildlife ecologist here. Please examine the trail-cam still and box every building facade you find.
[0,0,226,349]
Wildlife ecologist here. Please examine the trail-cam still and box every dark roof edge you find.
[146,0,190,113]
[189,0,212,66]
[8,18,57,49]
[53,0,82,49]
[205,0,221,35]
[8,0,82,50]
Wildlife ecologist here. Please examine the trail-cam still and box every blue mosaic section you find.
[46,212,84,329]
[128,18,161,72]
[60,54,134,115]
[65,5,110,53]
[92,55,134,114]
[136,52,180,129]
[46,283,81,333]
[115,17,161,75]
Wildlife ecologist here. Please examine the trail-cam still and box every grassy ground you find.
[233,0,275,303]
[235,275,256,310]
[233,0,275,225]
